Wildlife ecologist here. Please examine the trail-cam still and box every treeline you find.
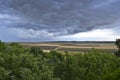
[0,40,120,80]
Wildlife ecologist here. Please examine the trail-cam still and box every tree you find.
[115,39,120,49]
[54,49,119,80]
[115,39,120,57]
[1,40,120,80]
[0,40,6,52]
[30,47,44,56]
[0,41,60,80]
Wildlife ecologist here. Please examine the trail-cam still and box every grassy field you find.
[20,41,117,53]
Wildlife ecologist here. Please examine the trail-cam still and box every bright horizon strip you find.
[56,29,120,41]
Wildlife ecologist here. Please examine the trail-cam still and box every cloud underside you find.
[0,0,120,41]
[0,27,119,41]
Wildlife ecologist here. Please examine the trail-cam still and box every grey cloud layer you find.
[0,0,120,36]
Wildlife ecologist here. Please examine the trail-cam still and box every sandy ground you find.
[20,42,117,52]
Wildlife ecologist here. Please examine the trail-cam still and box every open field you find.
[20,41,117,53]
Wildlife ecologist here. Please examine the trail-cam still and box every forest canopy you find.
[0,41,120,80]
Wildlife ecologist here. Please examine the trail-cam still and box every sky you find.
[0,0,120,42]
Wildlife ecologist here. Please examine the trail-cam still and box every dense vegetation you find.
[0,40,120,80]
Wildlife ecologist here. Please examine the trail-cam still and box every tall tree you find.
[115,39,120,57]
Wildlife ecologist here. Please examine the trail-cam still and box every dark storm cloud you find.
[0,0,120,37]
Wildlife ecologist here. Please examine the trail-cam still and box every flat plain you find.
[20,41,117,53]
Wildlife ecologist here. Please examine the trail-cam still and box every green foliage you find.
[0,42,59,80]
[115,39,120,57]
[115,39,120,49]
[0,41,120,80]
[54,49,120,80]
[0,40,6,52]
[104,68,120,80]
[30,47,44,56]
